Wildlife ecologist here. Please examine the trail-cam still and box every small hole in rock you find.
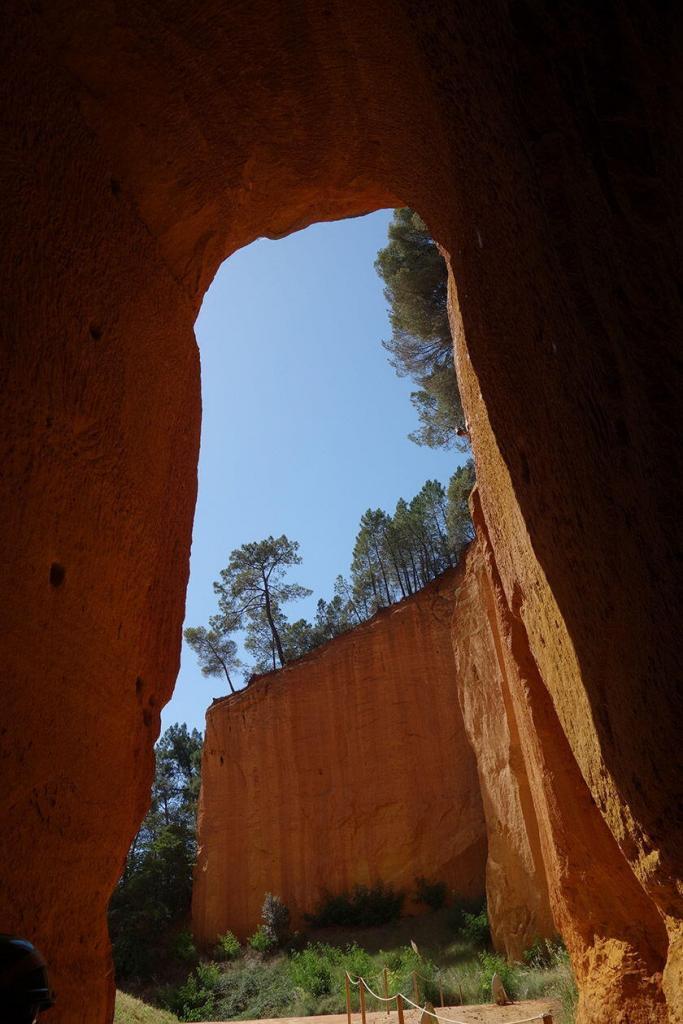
[49,563,65,587]
[143,709,153,728]
[89,324,102,341]
[135,676,143,696]
[110,177,121,197]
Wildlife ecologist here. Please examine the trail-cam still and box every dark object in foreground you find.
[0,936,54,1023]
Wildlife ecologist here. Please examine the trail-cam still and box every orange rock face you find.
[2,2,681,1022]
[453,496,669,1023]
[451,538,555,961]
[193,572,486,943]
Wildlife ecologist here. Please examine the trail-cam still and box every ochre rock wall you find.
[193,572,486,943]
[1,3,681,1022]
[453,497,669,1022]
[451,532,555,962]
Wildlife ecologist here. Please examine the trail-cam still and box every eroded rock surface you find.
[453,495,669,1023]
[451,534,555,961]
[193,572,486,943]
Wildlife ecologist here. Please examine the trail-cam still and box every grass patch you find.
[115,991,179,1023]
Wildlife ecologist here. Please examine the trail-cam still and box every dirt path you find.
[200,999,559,1024]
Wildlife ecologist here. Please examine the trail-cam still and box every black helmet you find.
[0,936,54,1022]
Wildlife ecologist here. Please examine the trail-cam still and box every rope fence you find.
[344,971,553,1024]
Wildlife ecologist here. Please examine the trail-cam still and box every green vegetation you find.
[114,991,179,1023]
[306,883,405,928]
[109,724,202,980]
[146,904,575,1023]
[182,625,241,694]
[248,925,278,954]
[375,208,467,451]
[261,892,292,947]
[213,930,241,961]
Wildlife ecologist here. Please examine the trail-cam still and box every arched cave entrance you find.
[1,3,681,1023]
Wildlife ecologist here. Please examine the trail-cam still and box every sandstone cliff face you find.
[453,495,670,1023]
[451,535,554,961]
[193,572,486,943]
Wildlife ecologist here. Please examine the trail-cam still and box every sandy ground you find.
[201,1000,559,1024]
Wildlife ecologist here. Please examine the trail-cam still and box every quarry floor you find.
[200,999,559,1024]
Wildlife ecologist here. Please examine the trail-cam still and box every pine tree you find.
[446,460,476,555]
[375,208,467,450]
[183,621,241,693]
[215,535,312,669]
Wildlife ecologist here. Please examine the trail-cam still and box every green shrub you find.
[171,930,198,964]
[338,943,375,990]
[213,930,241,961]
[306,883,404,928]
[290,946,334,997]
[477,952,519,1001]
[161,962,221,1021]
[249,924,277,953]
[462,909,490,946]
[213,960,294,1020]
[415,877,448,910]
[287,942,378,1009]
[446,897,485,932]
[262,892,291,947]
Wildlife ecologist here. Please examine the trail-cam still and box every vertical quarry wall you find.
[452,494,670,1023]
[193,571,487,943]
[451,528,554,962]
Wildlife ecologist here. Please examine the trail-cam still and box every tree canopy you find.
[375,208,467,450]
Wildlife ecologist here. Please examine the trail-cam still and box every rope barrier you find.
[344,972,548,1024]
[359,980,401,1004]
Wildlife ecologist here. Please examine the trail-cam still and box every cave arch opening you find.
[112,203,481,978]
[2,4,680,1022]
[171,209,468,721]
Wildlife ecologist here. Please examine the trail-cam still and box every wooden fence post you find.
[359,980,367,1024]
[397,993,405,1024]
[345,974,352,1024]
[412,971,419,1006]
[541,1015,553,1024]
[439,984,444,1009]
[383,967,390,1016]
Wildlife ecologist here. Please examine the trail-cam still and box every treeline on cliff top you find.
[185,209,474,688]
[184,466,474,687]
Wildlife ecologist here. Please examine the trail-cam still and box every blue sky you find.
[163,210,468,734]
